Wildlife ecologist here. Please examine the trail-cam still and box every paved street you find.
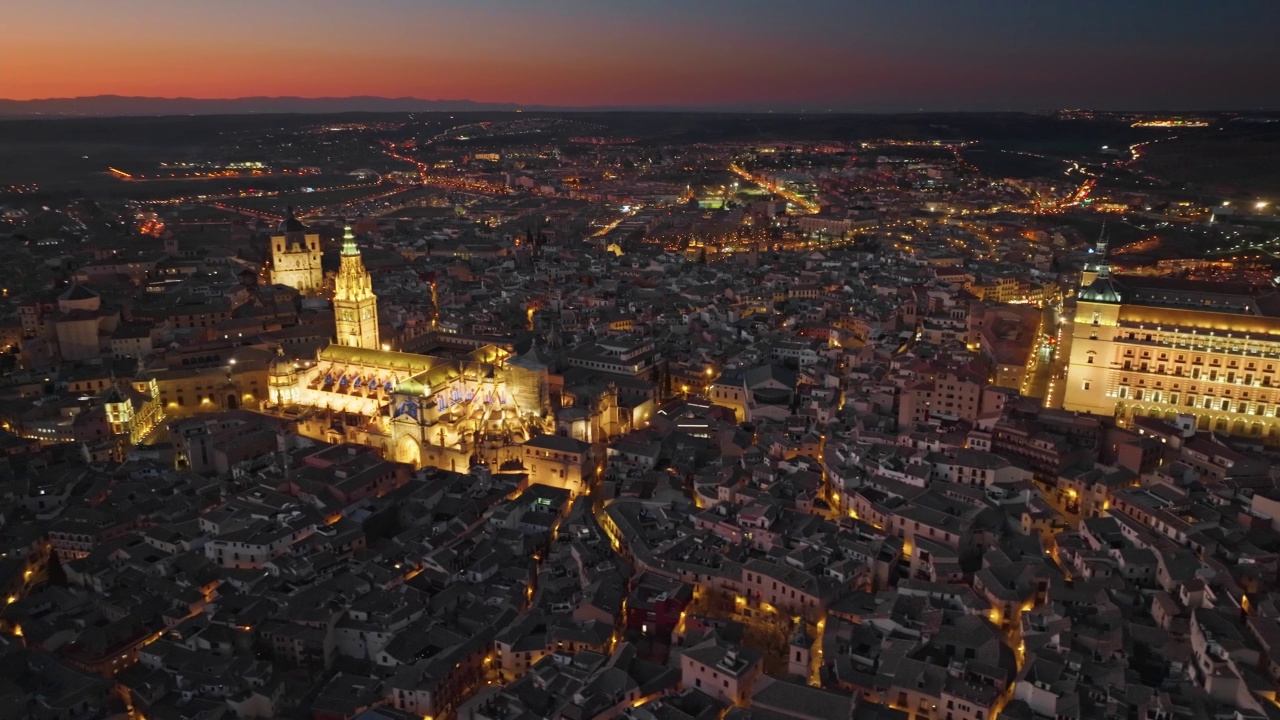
[1044,301,1074,409]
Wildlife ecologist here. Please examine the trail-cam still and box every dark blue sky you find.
[4,0,1278,109]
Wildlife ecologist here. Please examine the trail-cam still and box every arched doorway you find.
[397,435,422,468]
[226,394,239,410]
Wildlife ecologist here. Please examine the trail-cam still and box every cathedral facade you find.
[268,208,324,295]
[263,219,556,472]
[266,343,553,472]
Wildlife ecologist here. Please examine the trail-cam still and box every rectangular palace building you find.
[1064,274,1280,440]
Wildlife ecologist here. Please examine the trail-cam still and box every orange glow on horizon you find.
[3,1,1274,111]
[0,5,909,107]
[2,45,864,107]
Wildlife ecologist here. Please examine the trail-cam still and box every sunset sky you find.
[4,0,1278,110]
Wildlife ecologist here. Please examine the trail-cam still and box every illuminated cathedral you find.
[263,221,553,471]
[268,208,324,295]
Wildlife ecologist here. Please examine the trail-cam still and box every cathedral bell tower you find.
[333,223,380,350]
[269,207,323,294]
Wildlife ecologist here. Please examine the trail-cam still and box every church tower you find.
[333,223,380,350]
[269,207,323,294]
[1080,222,1111,289]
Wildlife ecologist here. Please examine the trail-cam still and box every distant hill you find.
[0,95,523,117]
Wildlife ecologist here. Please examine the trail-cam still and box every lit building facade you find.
[259,208,580,482]
[333,224,379,350]
[268,208,323,295]
[144,357,270,418]
[266,343,555,474]
[518,434,597,496]
[106,380,164,445]
[1064,272,1280,439]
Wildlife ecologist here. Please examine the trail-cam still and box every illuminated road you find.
[1024,300,1061,402]
[142,173,388,223]
[384,144,431,184]
[1110,133,1186,171]
[384,144,510,194]
[1067,178,1096,206]
[729,162,820,214]
[591,207,640,237]
[108,166,314,183]
[1043,302,1073,410]
[299,185,415,220]
[207,203,284,224]
[203,179,407,224]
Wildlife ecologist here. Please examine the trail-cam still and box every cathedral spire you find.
[334,221,379,350]
[342,222,359,257]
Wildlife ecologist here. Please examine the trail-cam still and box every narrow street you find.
[1044,301,1074,409]
[1023,299,1061,402]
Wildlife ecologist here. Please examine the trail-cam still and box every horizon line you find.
[1,95,1277,116]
